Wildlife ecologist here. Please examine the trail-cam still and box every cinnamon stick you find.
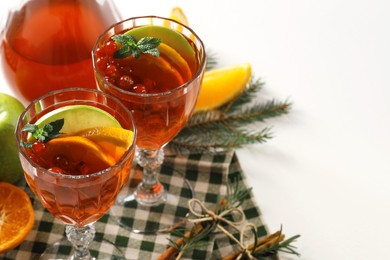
[221,231,284,260]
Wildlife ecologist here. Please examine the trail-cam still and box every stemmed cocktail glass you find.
[92,16,206,233]
[15,88,137,259]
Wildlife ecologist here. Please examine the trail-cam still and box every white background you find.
[1,1,390,259]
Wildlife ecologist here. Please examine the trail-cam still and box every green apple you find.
[0,93,25,183]
[35,104,121,134]
[125,25,197,73]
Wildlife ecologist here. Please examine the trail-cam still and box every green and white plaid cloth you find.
[1,150,275,260]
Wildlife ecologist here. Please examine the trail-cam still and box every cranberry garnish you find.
[120,66,133,74]
[95,47,105,58]
[106,64,119,78]
[104,40,118,56]
[96,56,108,72]
[104,76,116,85]
[28,153,42,164]
[118,75,134,89]
[32,142,46,154]
[143,78,156,91]
[132,83,147,94]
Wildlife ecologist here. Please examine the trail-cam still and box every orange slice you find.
[42,136,116,173]
[0,182,34,254]
[76,126,134,161]
[169,7,189,26]
[126,54,185,91]
[159,43,192,81]
[195,63,252,112]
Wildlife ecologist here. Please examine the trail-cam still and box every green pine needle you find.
[206,50,218,70]
[168,78,291,154]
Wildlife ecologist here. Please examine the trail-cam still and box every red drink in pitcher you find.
[0,0,120,103]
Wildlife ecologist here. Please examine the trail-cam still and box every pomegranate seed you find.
[132,83,147,94]
[118,75,134,89]
[32,142,46,154]
[104,40,118,56]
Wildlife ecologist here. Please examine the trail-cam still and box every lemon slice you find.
[35,105,120,134]
[195,64,252,112]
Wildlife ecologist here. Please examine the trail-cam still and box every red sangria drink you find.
[92,16,206,233]
[0,0,121,104]
[15,88,136,259]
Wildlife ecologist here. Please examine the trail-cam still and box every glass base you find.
[110,165,195,234]
[39,237,125,260]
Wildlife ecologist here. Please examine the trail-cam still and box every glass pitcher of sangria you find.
[0,0,121,104]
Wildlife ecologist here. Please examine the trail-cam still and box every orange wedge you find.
[76,126,134,161]
[195,63,252,112]
[169,7,189,26]
[42,136,116,173]
[0,182,34,254]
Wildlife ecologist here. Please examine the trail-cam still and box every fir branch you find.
[170,126,272,154]
[206,50,218,71]
[169,224,216,258]
[184,99,290,129]
[225,177,252,209]
[221,78,264,113]
[168,77,291,154]
[254,233,301,258]
[225,99,292,126]
[222,229,300,260]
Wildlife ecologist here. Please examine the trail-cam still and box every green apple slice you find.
[35,105,120,135]
[125,25,197,73]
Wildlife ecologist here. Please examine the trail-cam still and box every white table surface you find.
[1,1,390,259]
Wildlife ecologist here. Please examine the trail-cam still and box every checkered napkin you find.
[1,150,274,260]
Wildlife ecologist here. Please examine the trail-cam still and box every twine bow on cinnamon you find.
[235,223,258,260]
[187,198,256,259]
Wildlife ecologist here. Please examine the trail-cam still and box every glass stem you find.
[135,147,167,206]
[65,224,95,260]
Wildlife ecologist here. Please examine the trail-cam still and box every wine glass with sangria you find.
[15,88,137,259]
[92,16,206,233]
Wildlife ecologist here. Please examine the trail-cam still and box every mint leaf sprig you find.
[21,119,64,148]
[112,34,162,59]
